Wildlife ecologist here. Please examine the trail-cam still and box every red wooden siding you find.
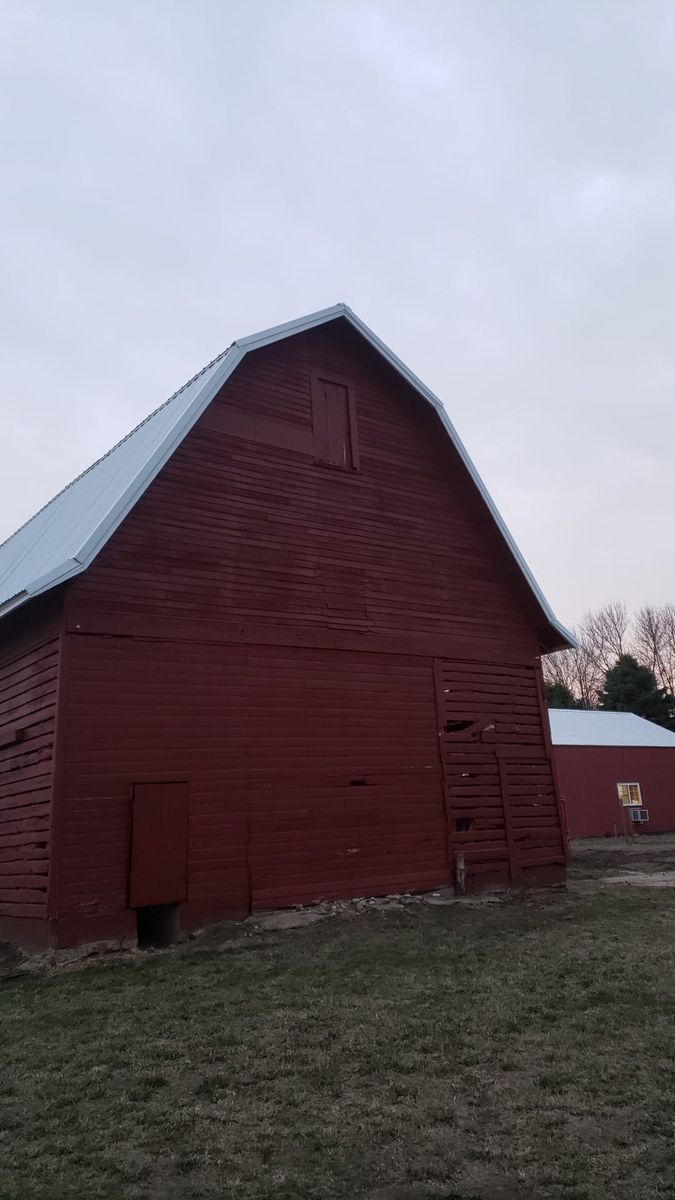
[4,320,565,945]
[555,745,675,838]
[0,597,62,921]
[54,639,451,921]
[435,660,566,888]
[246,649,447,906]
[54,642,568,926]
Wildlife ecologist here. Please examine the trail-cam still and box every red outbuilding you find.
[550,709,675,839]
[0,305,573,949]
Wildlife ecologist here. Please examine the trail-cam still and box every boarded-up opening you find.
[310,370,359,469]
[129,782,188,909]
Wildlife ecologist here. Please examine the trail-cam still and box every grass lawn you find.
[2,869,675,1199]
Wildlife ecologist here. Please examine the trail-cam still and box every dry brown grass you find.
[2,844,675,1199]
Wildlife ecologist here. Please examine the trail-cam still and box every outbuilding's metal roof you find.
[549,708,675,748]
[0,303,574,649]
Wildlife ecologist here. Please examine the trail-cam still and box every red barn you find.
[0,305,572,949]
[550,709,675,839]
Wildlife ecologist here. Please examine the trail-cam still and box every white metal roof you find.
[0,347,232,615]
[549,708,675,748]
[0,303,573,648]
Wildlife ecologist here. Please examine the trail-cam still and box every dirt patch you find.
[604,871,675,887]
[250,909,326,931]
[570,834,675,879]
[0,941,26,980]
[246,891,505,933]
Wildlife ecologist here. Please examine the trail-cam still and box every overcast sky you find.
[1,1,674,628]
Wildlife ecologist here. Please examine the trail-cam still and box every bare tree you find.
[633,604,661,676]
[634,603,675,696]
[544,602,675,709]
[543,602,632,708]
[578,602,631,673]
[663,604,675,696]
[543,640,580,697]
[542,635,602,708]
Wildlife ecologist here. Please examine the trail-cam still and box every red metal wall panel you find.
[0,595,62,924]
[555,745,675,838]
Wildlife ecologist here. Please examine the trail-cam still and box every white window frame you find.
[617,782,643,807]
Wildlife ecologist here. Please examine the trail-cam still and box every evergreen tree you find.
[599,654,675,729]
[545,682,579,709]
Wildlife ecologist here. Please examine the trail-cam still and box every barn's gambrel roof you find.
[0,304,574,649]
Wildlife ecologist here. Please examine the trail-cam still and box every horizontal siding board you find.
[0,597,60,919]
[68,326,541,659]
[57,636,450,915]
[0,844,49,863]
[0,901,47,918]
[0,857,49,873]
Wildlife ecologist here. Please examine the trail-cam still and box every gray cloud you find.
[1,0,674,624]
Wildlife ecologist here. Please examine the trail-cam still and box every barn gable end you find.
[0,309,571,948]
[66,323,550,657]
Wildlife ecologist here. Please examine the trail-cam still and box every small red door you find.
[129,782,188,908]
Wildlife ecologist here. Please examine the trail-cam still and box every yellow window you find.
[617,782,642,807]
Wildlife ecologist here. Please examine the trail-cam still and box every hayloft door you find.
[129,782,189,908]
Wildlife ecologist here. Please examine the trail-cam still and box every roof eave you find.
[0,558,86,619]
[541,622,577,654]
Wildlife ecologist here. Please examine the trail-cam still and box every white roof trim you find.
[0,303,573,648]
[72,345,247,565]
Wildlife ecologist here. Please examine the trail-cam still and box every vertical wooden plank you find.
[310,370,331,464]
[432,656,455,875]
[347,383,360,471]
[46,596,68,921]
[497,755,521,883]
[323,381,351,468]
[533,658,569,860]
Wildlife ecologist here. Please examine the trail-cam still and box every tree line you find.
[543,602,675,729]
